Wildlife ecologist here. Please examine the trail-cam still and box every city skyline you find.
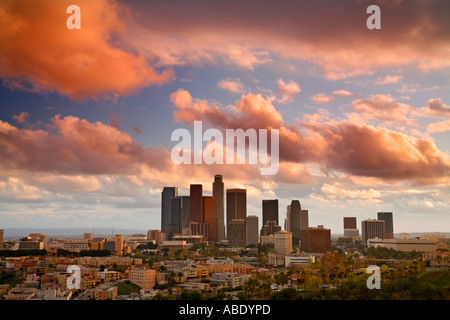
[0,0,449,234]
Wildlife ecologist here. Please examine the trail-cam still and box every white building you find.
[285,255,315,267]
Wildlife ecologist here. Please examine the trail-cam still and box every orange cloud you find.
[0,0,174,99]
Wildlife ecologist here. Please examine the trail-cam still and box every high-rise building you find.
[284,205,290,231]
[161,187,178,234]
[300,210,309,230]
[213,175,225,242]
[274,231,293,255]
[260,221,282,236]
[288,200,301,246]
[190,184,203,223]
[361,219,386,244]
[147,230,165,244]
[287,201,309,247]
[226,188,246,243]
[0,229,3,250]
[226,188,247,222]
[168,196,190,240]
[343,217,357,229]
[300,226,331,253]
[227,219,246,247]
[246,215,259,246]
[262,199,279,226]
[115,234,124,255]
[203,196,217,242]
[343,217,359,238]
[377,212,394,239]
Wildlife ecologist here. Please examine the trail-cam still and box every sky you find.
[0,0,449,234]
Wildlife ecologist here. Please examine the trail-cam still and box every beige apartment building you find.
[129,267,156,289]
[274,231,293,255]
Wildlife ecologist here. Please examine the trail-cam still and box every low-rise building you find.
[285,255,315,267]
[367,237,438,252]
[129,267,156,289]
[424,251,450,269]
[63,240,89,252]
[98,269,121,281]
[210,272,246,288]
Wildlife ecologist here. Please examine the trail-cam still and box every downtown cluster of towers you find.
[160,175,310,247]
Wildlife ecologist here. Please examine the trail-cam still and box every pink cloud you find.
[170,89,450,185]
[217,78,245,94]
[350,94,414,124]
[310,93,335,105]
[276,79,301,102]
[0,115,171,175]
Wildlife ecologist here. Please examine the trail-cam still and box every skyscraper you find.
[288,200,301,246]
[213,175,225,242]
[168,196,190,240]
[361,219,386,244]
[226,188,247,222]
[343,217,357,229]
[300,209,309,230]
[190,184,203,223]
[0,229,3,250]
[262,199,279,226]
[226,188,247,243]
[203,196,217,242]
[343,217,359,238]
[227,219,246,247]
[161,187,178,234]
[377,212,394,239]
[287,200,309,247]
[246,215,259,246]
[274,231,293,255]
[300,226,331,253]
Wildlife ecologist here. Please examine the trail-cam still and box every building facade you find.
[361,219,386,244]
[300,226,331,253]
[213,175,225,242]
[274,231,293,255]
